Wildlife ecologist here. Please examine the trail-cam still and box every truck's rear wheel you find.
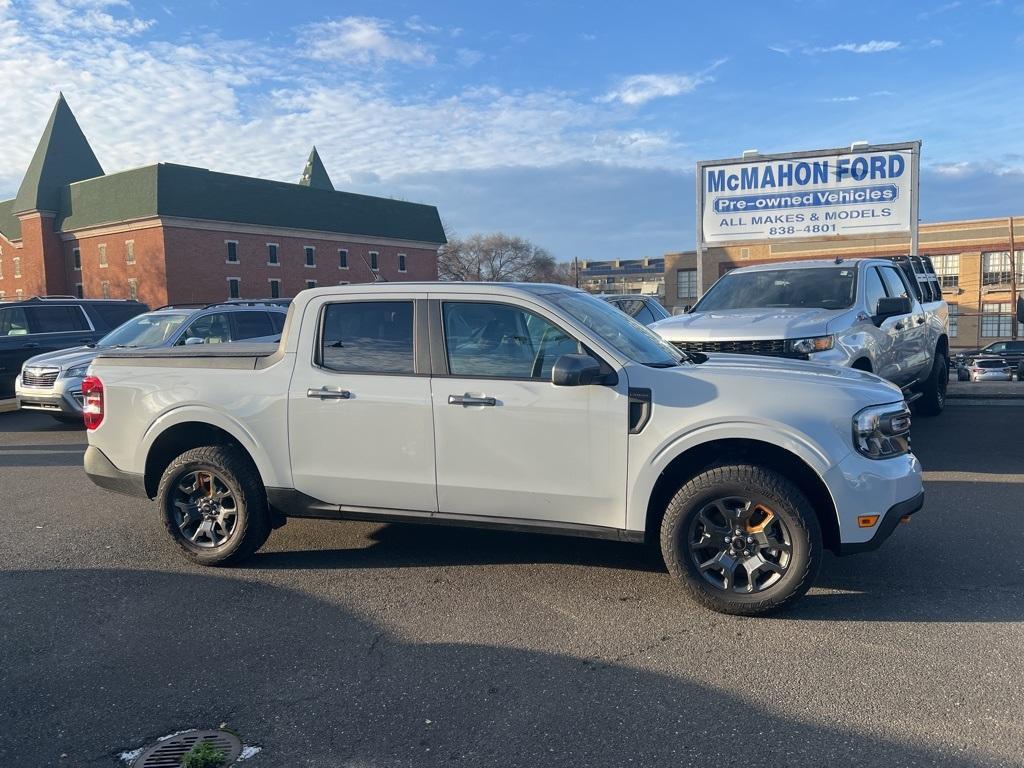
[660,464,821,616]
[157,445,272,566]
[915,350,948,417]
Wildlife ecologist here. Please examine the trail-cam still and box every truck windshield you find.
[546,291,683,366]
[695,267,857,311]
[98,313,188,347]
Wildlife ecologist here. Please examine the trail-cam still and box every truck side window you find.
[863,268,888,314]
[320,301,414,374]
[879,267,911,303]
[442,301,581,379]
[181,313,233,344]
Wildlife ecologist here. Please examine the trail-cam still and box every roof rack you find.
[202,299,292,309]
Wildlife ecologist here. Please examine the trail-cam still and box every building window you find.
[269,279,281,299]
[369,251,379,271]
[227,277,241,299]
[98,244,107,267]
[226,241,239,264]
[75,283,83,299]
[398,253,407,273]
[981,251,1023,286]
[13,256,21,278]
[981,302,1023,337]
[125,240,135,265]
[0,291,5,299]
[339,249,348,269]
[676,269,697,299]
[932,254,959,289]
[947,302,958,338]
[0,258,3,280]
[305,246,316,267]
[73,248,81,271]
[305,279,317,290]
[100,281,110,299]
[267,243,279,265]
[127,278,139,301]
[16,289,24,299]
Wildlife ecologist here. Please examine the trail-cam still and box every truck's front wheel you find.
[660,464,821,616]
[157,445,272,566]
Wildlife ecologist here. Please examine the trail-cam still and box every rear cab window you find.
[318,301,414,374]
[25,305,91,333]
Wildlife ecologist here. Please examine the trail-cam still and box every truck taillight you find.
[82,376,104,429]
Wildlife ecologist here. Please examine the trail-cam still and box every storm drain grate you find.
[133,729,242,767]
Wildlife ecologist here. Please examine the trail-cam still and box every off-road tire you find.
[660,464,822,616]
[157,445,272,566]
[916,350,948,416]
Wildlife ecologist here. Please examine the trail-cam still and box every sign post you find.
[695,141,921,296]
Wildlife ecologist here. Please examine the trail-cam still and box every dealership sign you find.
[696,141,920,245]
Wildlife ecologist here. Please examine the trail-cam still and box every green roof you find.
[14,94,103,215]
[56,163,446,245]
[299,147,334,191]
[0,199,21,241]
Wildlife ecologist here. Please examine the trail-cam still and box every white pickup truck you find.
[652,256,950,415]
[83,283,923,615]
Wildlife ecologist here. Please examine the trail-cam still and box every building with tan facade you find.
[660,218,1022,353]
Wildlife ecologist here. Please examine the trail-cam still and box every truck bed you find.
[94,344,281,370]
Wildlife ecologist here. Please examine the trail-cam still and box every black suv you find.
[955,340,1024,370]
[0,296,147,400]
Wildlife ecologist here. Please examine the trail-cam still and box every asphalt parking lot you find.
[1,404,1023,768]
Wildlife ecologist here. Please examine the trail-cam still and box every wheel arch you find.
[643,438,841,554]
[141,410,277,498]
[851,357,873,372]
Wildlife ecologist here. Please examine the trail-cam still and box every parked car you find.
[16,300,287,422]
[83,283,923,616]
[599,294,671,326]
[966,357,1013,382]
[955,340,1024,370]
[0,296,147,403]
[651,256,950,415]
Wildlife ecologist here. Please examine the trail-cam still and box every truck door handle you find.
[894,322,905,331]
[307,386,351,400]
[916,317,925,325]
[22,343,40,349]
[448,394,497,407]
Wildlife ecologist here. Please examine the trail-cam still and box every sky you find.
[1,0,1022,260]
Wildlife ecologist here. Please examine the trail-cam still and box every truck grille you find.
[21,367,60,388]
[672,340,806,359]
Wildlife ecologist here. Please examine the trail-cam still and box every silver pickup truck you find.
[652,256,950,415]
[82,283,924,616]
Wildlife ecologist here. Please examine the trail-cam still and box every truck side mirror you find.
[552,354,601,386]
[874,296,911,324]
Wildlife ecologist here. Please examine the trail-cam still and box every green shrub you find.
[181,739,227,768]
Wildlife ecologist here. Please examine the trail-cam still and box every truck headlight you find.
[852,403,911,459]
[65,364,90,379]
[790,335,834,355]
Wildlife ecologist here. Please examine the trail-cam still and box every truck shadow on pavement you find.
[0,567,1012,768]
[0,443,88,467]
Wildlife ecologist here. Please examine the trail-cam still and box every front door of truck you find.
[287,295,437,512]
[429,297,628,530]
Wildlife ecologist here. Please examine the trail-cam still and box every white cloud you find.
[824,96,860,102]
[807,40,901,54]
[455,48,484,67]
[0,2,691,201]
[29,0,152,35]
[302,16,435,66]
[601,60,726,106]
[917,2,961,20]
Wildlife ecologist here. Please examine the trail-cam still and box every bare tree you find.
[438,233,571,283]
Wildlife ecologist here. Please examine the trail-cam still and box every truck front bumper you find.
[824,450,924,555]
[837,490,924,555]
[84,446,149,498]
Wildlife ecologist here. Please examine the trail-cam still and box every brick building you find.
[661,217,1022,352]
[0,95,446,308]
